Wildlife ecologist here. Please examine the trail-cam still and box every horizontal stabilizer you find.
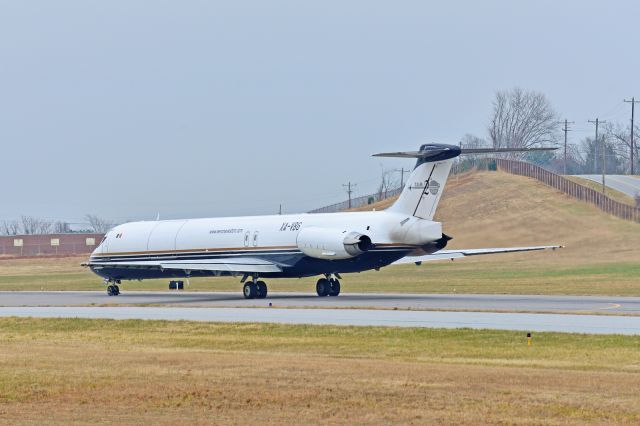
[372,144,461,161]
[373,144,557,160]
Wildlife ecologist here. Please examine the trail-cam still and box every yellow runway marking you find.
[599,303,622,310]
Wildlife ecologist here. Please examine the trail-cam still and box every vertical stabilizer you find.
[387,158,454,220]
[373,143,557,219]
[373,144,462,220]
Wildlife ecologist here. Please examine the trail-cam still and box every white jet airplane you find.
[84,144,561,298]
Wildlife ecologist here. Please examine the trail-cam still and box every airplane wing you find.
[86,257,283,274]
[393,245,562,265]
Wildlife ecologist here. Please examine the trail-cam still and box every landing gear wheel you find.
[106,285,116,296]
[113,285,120,296]
[243,282,257,299]
[328,279,340,296]
[316,278,330,297]
[256,281,268,299]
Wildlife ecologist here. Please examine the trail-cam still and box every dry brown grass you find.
[437,171,639,264]
[1,318,639,425]
[0,255,84,275]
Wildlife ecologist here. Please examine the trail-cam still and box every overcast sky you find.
[2,0,639,224]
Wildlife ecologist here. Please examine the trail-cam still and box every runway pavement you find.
[1,291,639,314]
[0,306,639,335]
[3,291,639,334]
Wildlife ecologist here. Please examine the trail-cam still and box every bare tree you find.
[1,220,21,236]
[20,216,44,235]
[53,221,71,233]
[460,133,488,149]
[488,88,560,157]
[578,136,624,174]
[85,214,113,233]
[563,142,586,174]
[605,121,640,174]
[18,216,53,235]
[377,169,397,201]
[37,220,52,234]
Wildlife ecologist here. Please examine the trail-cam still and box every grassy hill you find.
[1,170,638,295]
[355,170,638,262]
[346,169,640,295]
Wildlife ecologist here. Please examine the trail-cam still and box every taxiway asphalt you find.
[0,291,638,314]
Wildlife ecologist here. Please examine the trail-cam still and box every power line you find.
[394,168,411,188]
[599,101,626,119]
[587,118,607,193]
[624,97,639,175]
[342,182,357,209]
[560,119,575,175]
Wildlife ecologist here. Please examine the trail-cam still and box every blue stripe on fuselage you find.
[89,249,412,281]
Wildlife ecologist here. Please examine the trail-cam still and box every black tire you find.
[243,282,257,299]
[316,279,330,297]
[106,285,115,296]
[256,281,268,299]
[329,279,341,296]
[114,285,120,296]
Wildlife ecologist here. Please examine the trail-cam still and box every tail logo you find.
[428,180,440,195]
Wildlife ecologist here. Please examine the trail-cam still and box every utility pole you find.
[342,182,356,209]
[588,118,607,194]
[278,204,282,215]
[561,119,574,175]
[624,97,639,175]
[394,168,410,188]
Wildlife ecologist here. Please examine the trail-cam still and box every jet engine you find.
[407,234,452,256]
[296,227,372,260]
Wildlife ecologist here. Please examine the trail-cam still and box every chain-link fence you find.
[308,187,404,214]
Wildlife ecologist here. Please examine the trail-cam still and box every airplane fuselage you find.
[89,210,443,281]
[86,144,560,299]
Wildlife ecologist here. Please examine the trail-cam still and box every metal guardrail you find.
[495,159,640,223]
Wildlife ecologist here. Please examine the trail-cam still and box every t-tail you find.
[381,144,459,219]
[373,143,558,219]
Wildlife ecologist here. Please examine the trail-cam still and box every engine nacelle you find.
[296,227,372,260]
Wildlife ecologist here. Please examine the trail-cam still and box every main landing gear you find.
[243,279,268,299]
[240,274,341,299]
[105,279,121,296]
[316,275,340,297]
